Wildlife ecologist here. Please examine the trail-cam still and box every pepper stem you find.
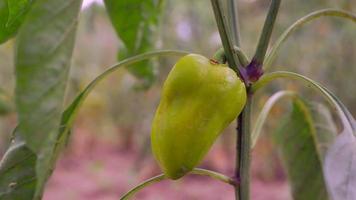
[212,47,227,64]
[120,168,237,200]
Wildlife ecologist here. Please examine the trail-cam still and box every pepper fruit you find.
[151,54,246,180]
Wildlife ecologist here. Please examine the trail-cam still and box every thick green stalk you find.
[234,5,282,192]
[227,0,241,46]
[210,1,251,200]
[236,92,252,200]
[253,0,281,64]
[213,47,227,64]
[210,0,243,73]
[210,1,257,199]
[264,9,356,70]
[233,46,250,67]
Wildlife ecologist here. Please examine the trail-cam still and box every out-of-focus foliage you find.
[273,99,335,200]
[0,133,37,200]
[0,0,82,199]
[104,0,165,88]
[0,0,33,44]
[0,90,12,116]
[0,0,354,193]
[324,125,356,200]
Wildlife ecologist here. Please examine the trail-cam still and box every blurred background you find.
[0,0,355,199]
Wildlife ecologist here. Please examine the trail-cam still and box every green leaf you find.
[15,0,81,157]
[7,0,32,26]
[309,102,337,160]
[0,0,83,199]
[323,96,356,200]
[0,90,13,116]
[251,91,337,156]
[252,71,356,200]
[320,85,356,200]
[274,99,330,200]
[0,27,184,200]
[252,71,354,133]
[251,90,297,148]
[324,128,356,200]
[0,134,37,200]
[0,100,12,115]
[0,0,33,44]
[104,0,164,88]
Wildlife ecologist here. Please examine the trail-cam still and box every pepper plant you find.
[0,0,355,200]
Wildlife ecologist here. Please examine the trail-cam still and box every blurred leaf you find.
[0,0,33,44]
[254,71,356,199]
[264,9,356,70]
[309,102,337,160]
[15,0,81,158]
[0,100,12,115]
[274,99,330,200]
[0,134,37,200]
[7,0,32,25]
[251,90,297,147]
[0,50,170,200]
[0,92,13,116]
[104,0,164,88]
[324,118,356,200]
[317,81,356,200]
[0,0,83,199]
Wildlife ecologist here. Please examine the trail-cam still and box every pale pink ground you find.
[43,136,291,200]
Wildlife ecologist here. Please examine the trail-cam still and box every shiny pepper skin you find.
[151,54,247,180]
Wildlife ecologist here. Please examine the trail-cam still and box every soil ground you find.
[43,131,292,200]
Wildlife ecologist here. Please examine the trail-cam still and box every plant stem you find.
[191,168,238,186]
[236,92,252,200]
[211,1,254,199]
[210,0,243,73]
[227,0,241,46]
[210,1,255,199]
[120,168,236,200]
[60,50,188,136]
[251,90,297,148]
[264,9,356,70]
[213,47,227,63]
[253,0,281,64]
[120,174,166,200]
[233,46,250,67]
[251,71,353,132]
